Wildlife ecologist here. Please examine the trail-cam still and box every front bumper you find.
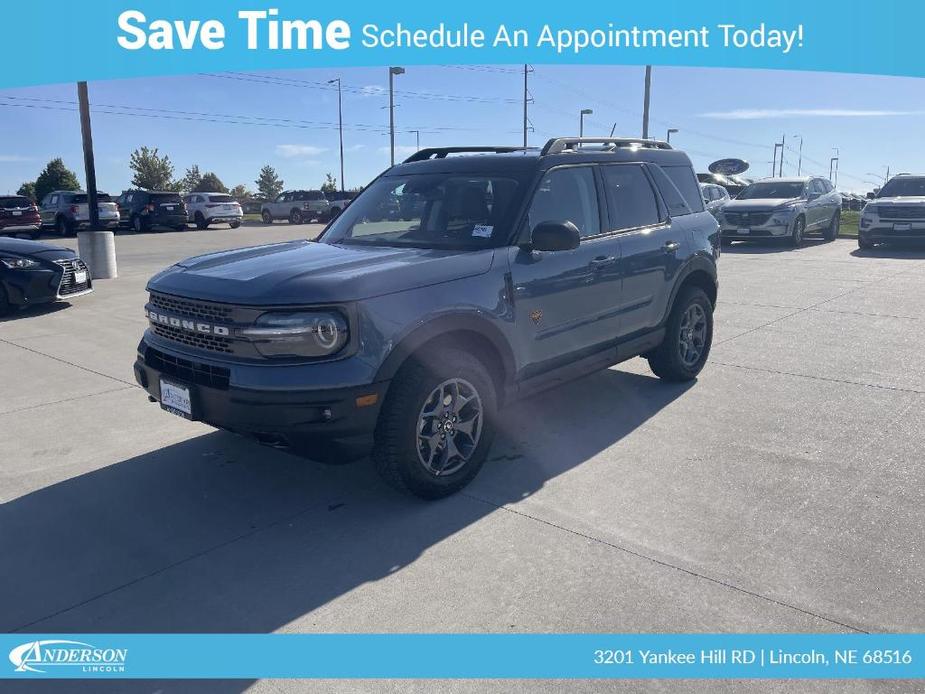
[721,222,791,240]
[134,337,389,459]
[75,218,120,229]
[0,223,40,234]
[2,264,93,307]
[860,222,925,243]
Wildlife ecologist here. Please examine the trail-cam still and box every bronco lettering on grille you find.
[145,309,230,336]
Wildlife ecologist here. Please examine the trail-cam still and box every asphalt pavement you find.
[1,224,923,693]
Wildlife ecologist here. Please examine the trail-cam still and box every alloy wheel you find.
[416,378,483,476]
[678,303,707,368]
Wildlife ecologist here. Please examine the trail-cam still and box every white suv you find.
[183,193,243,230]
[859,175,925,249]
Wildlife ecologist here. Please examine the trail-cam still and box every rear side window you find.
[601,165,662,230]
[0,196,32,208]
[528,166,600,238]
[661,165,705,213]
[207,194,234,203]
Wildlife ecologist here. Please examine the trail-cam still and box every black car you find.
[0,237,92,316]
[136,137,719,499]
[117,190,188,232]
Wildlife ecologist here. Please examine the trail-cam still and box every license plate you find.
[12,210,22,216]
[74,270,87,284]
[165,205,175,211]
[894,223,912,232]
[739,228,750,235]
[160,379,193,419]
[223,205,234,210]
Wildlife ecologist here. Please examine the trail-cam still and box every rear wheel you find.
[132,215,145,233]
[646,287,713,382]
[858,236,874,250]
[373,347,497,499]
[289,209,304,224]
[229,220,241,229]
[194,212,208,230]
[261,210,273,224]
[824,211,840,241]
[55,216,73,237]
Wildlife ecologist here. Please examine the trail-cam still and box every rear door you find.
[603,163,686,338]
[40,193,59,226]
[509,164,622,375]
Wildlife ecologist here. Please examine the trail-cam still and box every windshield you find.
[737,181,805,200]
[71,193,112,203]
[877,177,925,198]
[322,174,521,249]
[207,194,235,203]
[151,193,182,204]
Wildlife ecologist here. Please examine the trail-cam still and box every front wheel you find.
[789,216,806,247]
[229,220,241,229]
[289,209,304,224]
[194,212,208,230]
[261,210,273,224]
[646,287,713,382]
[373,347,497,499]
[858,236,874,250]
[824,211,840,241]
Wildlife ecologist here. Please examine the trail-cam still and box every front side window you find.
[527,167,600,238]
[601,165,661,230]
[323,174,521,250]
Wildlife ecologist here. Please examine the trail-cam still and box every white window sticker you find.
[472,225,493,238]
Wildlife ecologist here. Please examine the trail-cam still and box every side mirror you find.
[529,220,581,252]
[866,192,875,199]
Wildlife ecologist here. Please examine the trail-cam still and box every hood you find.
[0,237,76,259]
[723,198,802,212]
[870,196,925,206]
[147,240,496,304]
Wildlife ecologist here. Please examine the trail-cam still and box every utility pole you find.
[778,134,786,177]
[522,64,530,148]
[793,134,803,176]
[388,66,404,166]
[410,129,421,152]
[829,148,840,185]
[76,81,117,279]
[328,78,345,191]
[642,65,652,139]
[772,142,782,178]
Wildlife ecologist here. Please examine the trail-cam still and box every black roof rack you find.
[403,146,535,163]
[541,137,673,155]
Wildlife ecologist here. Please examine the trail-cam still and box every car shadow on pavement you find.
[721,239,826,254]
[0,302,71,323]
[851,245,925,260]
[0,367,690,693]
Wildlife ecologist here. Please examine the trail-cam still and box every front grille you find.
[724,211,774,227]
[151,323,234,354]
[878,206,925,220]
[149,292,233,322]
[145,346,230,390]
[54,258,91,296]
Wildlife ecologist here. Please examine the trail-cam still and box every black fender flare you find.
[660,254,718,325]
[374,312,516,399]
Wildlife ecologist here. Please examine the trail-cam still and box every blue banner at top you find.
[0,0,919,88]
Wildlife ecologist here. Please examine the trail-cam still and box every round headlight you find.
[240,310,349,358]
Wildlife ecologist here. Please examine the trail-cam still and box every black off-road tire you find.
[372,347,497,500]
[646,287,714,382]
[824,211,840,241]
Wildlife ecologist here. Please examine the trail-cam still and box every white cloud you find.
[0,154,32,162]
[359,85,386,97]
[698,108,925,120]
[346,144,365,152]
[275,144,328,158]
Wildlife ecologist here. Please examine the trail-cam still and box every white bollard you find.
[76,230,118,279]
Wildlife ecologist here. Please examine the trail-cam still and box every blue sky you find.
[1,65,923,196]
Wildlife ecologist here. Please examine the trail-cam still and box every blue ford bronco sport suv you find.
[135,137,720,499]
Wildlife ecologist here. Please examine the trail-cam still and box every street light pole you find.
[779,134,786,177]
[388,66,405,166]
[642,65,652,139]
[328,78,345,191]
[666,128,678,143]
[522,64,529,148]
[77,82,99,232]
[772,142,782,178]
[579,108,593,138]
[793,134,803,176]
[410,129,420,152]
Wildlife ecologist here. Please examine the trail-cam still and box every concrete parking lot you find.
[1,225,924,693]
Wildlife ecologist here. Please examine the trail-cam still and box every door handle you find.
[589,255,617,269]
[663,241,681,253]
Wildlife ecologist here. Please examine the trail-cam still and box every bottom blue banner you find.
[1,634,922,679]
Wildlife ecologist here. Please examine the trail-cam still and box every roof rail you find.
[403,146,534,163]
[541,137,673,156]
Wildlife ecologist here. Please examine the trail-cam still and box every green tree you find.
[230,184,252,200]
[255,165,284,200]
[17,181,37,202]
[33,159,81,203]
[178,165,202,192]
[193,172,228,193]
[321,172,337,193]
[129,146,176,190]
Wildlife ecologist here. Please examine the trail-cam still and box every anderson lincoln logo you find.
[146,308,231,336]
[9,640,128,674]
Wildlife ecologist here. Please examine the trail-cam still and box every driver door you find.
[508,165,623,378]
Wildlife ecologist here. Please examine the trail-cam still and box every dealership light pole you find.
[579,108,593,137]
[793,134,803,175]
[388,66,404,166]
[410,129,421,152]
[829,148,840,186]
[327,78,345,191]
[666,128,678,143]
[778,134,786,177]
[76,81,117,279]
[772,142,782,178]
[642,65,652,139]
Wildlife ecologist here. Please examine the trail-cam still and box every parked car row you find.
[257,189,358,224]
